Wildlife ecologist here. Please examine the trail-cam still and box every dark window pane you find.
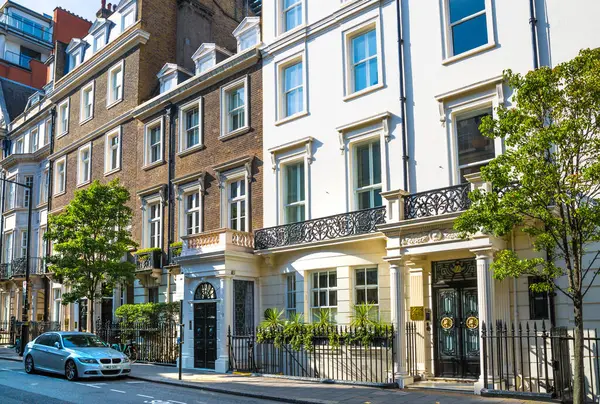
[329,272,337,288]
[329,291,337,307]
[356,289,366,304]
[372,141,381,184]
[319,272,327,288]
[457,110,495,166]
[319,291,326,306]
[356,143,371,188]
[313,272,318,287]
[367,269,378,285]
[452,13,488,55]
[356,269,365,286]
[367,288,378,304]
[312,291,318,306]
[373,188,383,207]
[529,277,549,320]
[358,191,371,210]
[449,0,485,23]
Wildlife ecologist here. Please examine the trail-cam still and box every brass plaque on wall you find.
[410,306,425,321]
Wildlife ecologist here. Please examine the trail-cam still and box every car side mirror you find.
[54,342,61,349]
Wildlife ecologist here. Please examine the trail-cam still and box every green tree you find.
[45,179,137,333]
[454,48,600,404]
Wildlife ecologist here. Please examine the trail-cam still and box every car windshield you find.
[62,335,107,348]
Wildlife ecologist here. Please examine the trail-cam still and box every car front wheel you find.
[24,355,35,374]
[65,360,78,381]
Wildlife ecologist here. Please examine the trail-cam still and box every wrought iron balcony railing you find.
[254,206,386,250]
[403,183,471,220]
[134,249,163,272]
[11,257,27,278]
[0,263,10,280]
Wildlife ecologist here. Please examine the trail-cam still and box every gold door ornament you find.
[466,316,479,329]
[440,316,454,330]
[410,306,425,321]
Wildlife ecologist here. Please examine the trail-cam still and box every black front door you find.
[101,298,113,324]
[194,303,217,369]
[78,299,88,332]
[432,259,480,378]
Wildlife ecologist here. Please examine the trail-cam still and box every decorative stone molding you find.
[401,228,462,246]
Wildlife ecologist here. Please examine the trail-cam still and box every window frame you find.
[353,138,383,210]
[121,5,136,32]
[19,229,27,258]
[53,156,67,196]
[23,175,33,208]
[39,168,49,205]
[354,267,379,307]
[104,127,122,175]
[219,166,250,233]
[107,60,124,108]
[310,270,338,323]
[144,117,164,168]
[14,137,24,154]
[30,127,39,152]
[528,277,550,320]
[57,99,69,137]
[285,274,297,318]
[276,53,307,124]
[220,76,249,139]
[282,159,306,224]
[441,0,496,63]
[92,30,106,52]
[227,178,247,232]
[77,143,92,186]
[178,97,203,153]
[343,20,384,100]
[79,81,95,124]
[178,181,203,237]
[279,0,304,35]
[52,288,62,323]
[3,231,13,263]
[143,196,163,249]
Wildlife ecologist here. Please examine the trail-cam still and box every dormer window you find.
[192,43,232,76]
[160,75,176,93]
[66,39,88,72]
[93,30,106,52]
[69,49,81,70]
[157,63,192,94]
[89,18,113,53]
[118,0,137,32]
[232,17,261,53]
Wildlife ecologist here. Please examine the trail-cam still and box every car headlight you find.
[122,356,130,363]
[78,358,98,364]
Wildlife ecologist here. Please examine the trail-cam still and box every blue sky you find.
[15,0,98,21]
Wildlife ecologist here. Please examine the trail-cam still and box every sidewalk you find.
[0,346,20,362]
[129,363,540,404]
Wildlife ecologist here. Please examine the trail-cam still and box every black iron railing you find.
[96,319,178,365]
[406,322,419,378]
[11,320,60,345]
[404,184,471,219]
[254,206,386,250]
[482,320,599,403]
[11,257,27,277]
[168,245,181,265]
[134,250,163,271]
[229,325,395,385]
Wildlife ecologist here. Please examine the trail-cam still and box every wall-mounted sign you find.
[410,306,424,321]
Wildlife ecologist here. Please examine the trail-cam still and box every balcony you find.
[3,50,33,69]
[181,228,255,257]
[134,249,163,272]
[403,183,471,220]
[0,13,53,46]
[5,257,44,280]
[254,206,387,251]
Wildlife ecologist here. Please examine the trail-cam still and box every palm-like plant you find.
[314,308,333,327]
[260,308,285,329]
[350,303,378,328]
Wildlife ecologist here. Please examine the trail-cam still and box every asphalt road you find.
[0,359,277,404]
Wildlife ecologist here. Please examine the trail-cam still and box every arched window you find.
[194,282,216,300]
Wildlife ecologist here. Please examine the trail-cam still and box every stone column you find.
[31,288,38,321]
[407,261,426,376]
[389,261,413,387]
[215,276,233,373]
[472,248,495,394]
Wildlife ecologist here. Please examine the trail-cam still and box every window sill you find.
[143,160,165,171]
[343,83,384,102]
[442,42,497,65]
[177,144,205,158]
[275,111,309,126]
[276,24,307,42]
[76,180,91,188]
[36,202,48,209]
[79,116,93,126]
[56,131,68,139]
[104,167,121,177]
[53,190,66,197]
[219,126,250,141]
[106,98,124,110]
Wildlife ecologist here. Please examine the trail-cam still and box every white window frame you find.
[182,188,202,236]
[285,274,297,318]
[44,119,51,146]
[77,143,92,186]
[144,117,164,167]
[227,178,247,232]
[220,76,249,139]
[279,0,304,35]
[276,53,307,124]
[195,54,214,75]
[107,60,124,108]
[30,127,39,152]
[5,178,15,210]
[52,288,62,323]
[54,156,67,196]
[23,175,33,208]
[14,137,24,154]
[19,230,27,258]
[92,30,106,52]
[219,167,250,232]
[57,99,69,137]
[343,20,384,100]
[311,270,337,323]
[3,231,13,263]
[353,139,383,210]
[441,0,495,63]
[80,81,95,124]
[104,127,122,175]
[69,49,81,71]
[39,168,49,204]
[178,97,203,153]
[282,159,306,224]
[143,196,162,249]
[121,5,136,32]
[354,267,379,306]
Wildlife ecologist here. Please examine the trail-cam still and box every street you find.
[0,359,277,404]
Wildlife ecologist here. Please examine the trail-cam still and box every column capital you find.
[470,246,496,260]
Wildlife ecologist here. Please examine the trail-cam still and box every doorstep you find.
[406,378,476,393]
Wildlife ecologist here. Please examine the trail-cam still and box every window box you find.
[134,248,163,271]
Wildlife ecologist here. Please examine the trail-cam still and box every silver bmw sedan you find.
[23,331,131,381]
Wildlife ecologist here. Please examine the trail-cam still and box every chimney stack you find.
[96,0,113,18]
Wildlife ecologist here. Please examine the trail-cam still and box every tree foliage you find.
[454,48,600,404]
[45,179,137,331]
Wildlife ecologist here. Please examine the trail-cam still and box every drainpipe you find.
[44,107,56,322]
[0,170,6,264]
[166,105,176,303]
[528,0,539,69]
[395,0,409,192]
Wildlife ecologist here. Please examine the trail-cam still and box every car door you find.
[30,334,50,369]
[45,334,69,373]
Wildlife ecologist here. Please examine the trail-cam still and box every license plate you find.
[105,365,117,369]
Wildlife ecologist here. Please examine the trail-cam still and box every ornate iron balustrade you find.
[11,257,27,278]
[134,250,163,272]
[0,263,10,280]
[168,245,181,265]
[254,206,386,250]
[404,184,471,220]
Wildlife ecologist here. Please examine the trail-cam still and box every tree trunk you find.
[90,298,94,334]
[573,298,584,404]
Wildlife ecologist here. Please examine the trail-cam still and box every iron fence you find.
[3,320,61,345]
[482,320,600,403]
[96,319,178,365]
[228,325,395,385]
[406,322,419,378]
